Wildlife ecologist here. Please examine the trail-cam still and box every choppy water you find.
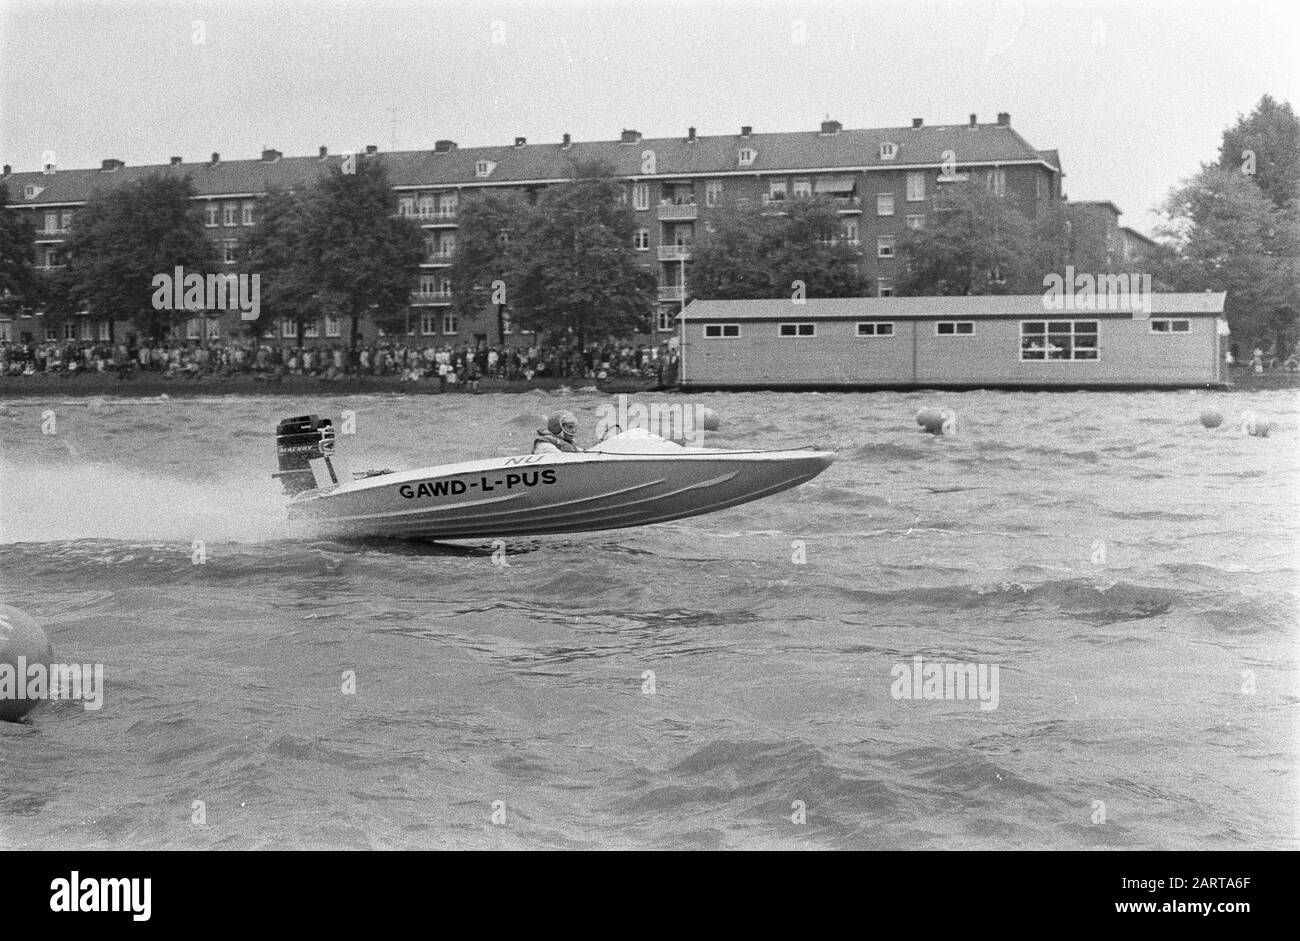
[0,389,1296,849]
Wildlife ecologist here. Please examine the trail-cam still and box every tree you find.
[449,190,531,340]
[690,195,868,299]
[507,160,655,350]
[298,159,425,351]
[1152,166,1300,354]
[237,188,318,344]
[897,182,1035,295]
[1217,94,1300,210]
[0,181,37,319]
[63,173,216,340]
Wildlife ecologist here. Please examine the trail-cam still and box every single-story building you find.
[677,293,1229,389]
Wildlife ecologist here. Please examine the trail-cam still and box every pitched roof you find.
[3,120,1058,206]
[679,293,1227,320]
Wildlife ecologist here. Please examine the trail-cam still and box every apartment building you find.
[2,114,1064,346]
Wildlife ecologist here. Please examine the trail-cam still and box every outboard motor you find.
[273,415,338,496]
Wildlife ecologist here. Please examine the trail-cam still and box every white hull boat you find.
[273,415,834,540]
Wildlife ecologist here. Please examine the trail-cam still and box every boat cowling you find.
[273,415,335,496]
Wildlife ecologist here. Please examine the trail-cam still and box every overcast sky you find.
[2,0,1297,233]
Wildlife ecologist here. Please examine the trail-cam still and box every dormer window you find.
[880,142,898,160]
[475,160,496,178]
[23,184,44,200]
[737,148,757,167]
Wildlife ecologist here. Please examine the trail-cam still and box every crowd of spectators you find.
[0,338,680,388]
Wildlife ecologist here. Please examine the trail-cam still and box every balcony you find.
[422,250,455,266]
[657,199,698,221]
[411,291,454,306]
[658,244,693,261]
[418,208,458,225]
[832,195,862,213]
[658,285,687,302]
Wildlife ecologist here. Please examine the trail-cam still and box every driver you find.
[533,410,581,453]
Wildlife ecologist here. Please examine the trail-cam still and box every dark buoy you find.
[701,407,720,432]
[0,604,53,722]
[1199,407,1223,429]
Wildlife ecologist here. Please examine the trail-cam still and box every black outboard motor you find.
[273,415,336,496]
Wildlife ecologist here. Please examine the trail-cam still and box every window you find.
[876,193,895,216]
[207,318,221,340]
[44,211,58,233]
[876,279,894,297]
[768,179,787,199]
[877,236,896,258]
[475,160,496,178]
[419,274,438,295]
[704,323,740,338]
[418,195,436,217]
[792,178,812,198]
[205,204,219,227]
[501,311,513,334]
[45,326,58,341]
[857,322,895,337]
[989,266,1006,285]
[1021,320,1098,360]
[880,142,898,160]
[657,309,676,332]
[61,210,75,229]
[632,183,649,210]
[1150,319,1191,333]
[634,228,650,250]
[936,321,976,336]
[303,320,320,338]
[439,277,452,296]
[242,201,255,225]
[906,172,926,202]
[223,242,237,264]
[63,321,77,340]
[325,316,341,338]
[705,180,723,207]
[779,323,815,337]
[281,318,297,338]
[420,312,437,335]
[98,320,111,341]
[436,234,455,256]
[986,169,1006,197]
[80,319,92,341]
[223,203,237,226]
[905,214,925,230]
[398,197,415,217]
[737,148,756,167]
[842,221,858,245]
[442,311,459,335]
[187,318,201,340]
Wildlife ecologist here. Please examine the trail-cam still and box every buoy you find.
[0,604,54,723]
[1199,407,1223,429]
[1240,411,1273,437]
[701,408,720,431]
[917,407,954,435]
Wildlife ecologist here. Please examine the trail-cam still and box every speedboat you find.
[273,414,834,540]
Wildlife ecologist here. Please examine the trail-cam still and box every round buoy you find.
[915,406,942,428]
[917,407,954,435]
[0,604,54,723]
[701,408,720,432]
[1240,411,1273,437]
[1199,407,1223,429]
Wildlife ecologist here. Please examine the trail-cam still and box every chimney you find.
[969,114,978,127]
[364,144,378,155]
[997,112,1010,126]
[261,148,282,162]
[434,139,457,154]
[2,165,10,177]
[100,158,124,172]
[170,156,183,165]
[687,127,696,142]
[740,125,752,137]
[319,145,328,159]
[210,152,220,166]
[620,128,641,144]
[561,133,572,149]
[514,136,526,147]
[820,119,842,135]
[912,118,923,128]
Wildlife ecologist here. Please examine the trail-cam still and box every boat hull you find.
[287,447,834,540]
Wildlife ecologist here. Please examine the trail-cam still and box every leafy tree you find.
[897,182,1035,295]
[507,160,655,350]
[1217,94,1300,209]
[0,181,37,318]
[237,188,317,344]
[449,190,531,341]
[61,174,216,340]
[298,159,425,350]
[1152,165,1300,354]
[690,195,868,299]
